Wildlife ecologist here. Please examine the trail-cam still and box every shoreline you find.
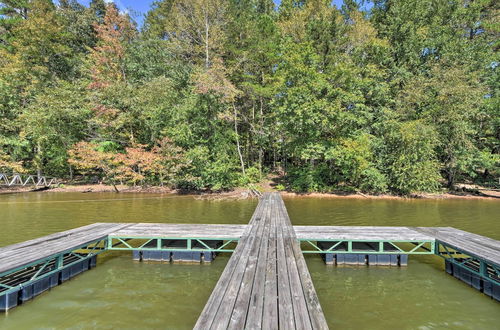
[1,183,498,200]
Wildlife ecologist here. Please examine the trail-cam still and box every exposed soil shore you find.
[1,183,498,200]
[280,191,500,200]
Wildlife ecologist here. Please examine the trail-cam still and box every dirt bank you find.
[280,191,499,200]
[1,183,498,200]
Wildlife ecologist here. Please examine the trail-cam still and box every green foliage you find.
[287,164,331,193]
[239,166,263,186]
[19,81,90,176]
[326,134,388,193]
[382,121,441,194]
[0,0,497,195]
[178,146,238,191]
[275,183,286,191]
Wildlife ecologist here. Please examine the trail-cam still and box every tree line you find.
[0,0,498,194]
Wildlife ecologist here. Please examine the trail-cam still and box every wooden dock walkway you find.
[413,227,500,266]
[109,223,248,240]
[0,223,131,274]
[194,192,328,329]
[1,193,499,316]
[294,226,434,241]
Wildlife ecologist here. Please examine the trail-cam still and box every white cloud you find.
[103,0,129,15]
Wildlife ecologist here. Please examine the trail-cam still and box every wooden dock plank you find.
[194,192,328,329]
[294,226,434,241]
[110,223,247,239]
[0,223,134,274]
[275,195,296,329]
[413,227,500,266]
[261,197,278,329]
[213,207,266,328]
[278,197,328,329]
[228,196,272,329]
[0,223,111,254]
[193,199,267,329]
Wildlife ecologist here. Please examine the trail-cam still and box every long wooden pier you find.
[194,192,327,329]
[1,193,499,324]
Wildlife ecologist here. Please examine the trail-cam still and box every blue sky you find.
[77,0,347,27]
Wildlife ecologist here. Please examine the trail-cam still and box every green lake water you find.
[0,193,499,329]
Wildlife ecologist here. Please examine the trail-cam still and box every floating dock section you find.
[0,223,130,311]
[1,193,498,321]
[294,226,433,267]
[414,227,500,302]
[109,223,245,263]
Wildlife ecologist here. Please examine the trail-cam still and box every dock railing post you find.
[347,241,353,253]
[56,255,63,269]
[480,260,488,278]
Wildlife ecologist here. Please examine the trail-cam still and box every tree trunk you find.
[447,169,455,188]
[36,141,42,180]
[233,103,245,175]
[204,9,210,68]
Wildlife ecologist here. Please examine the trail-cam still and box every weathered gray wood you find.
[294,226,434,241]
[412,227,500,266]
[0,223,133,274]
[242,209,269,327]
[0,223,111,255]
[194,199,267,329]
[228,196,272,329]
[195,192,328,329]
[275,196,296,329]
[213,206,266,328]
[110,223,247,239]
[281,218,311,328]
[278,197,328,329]
[261,195,278,329]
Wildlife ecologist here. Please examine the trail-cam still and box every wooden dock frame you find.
[0,193,499,322]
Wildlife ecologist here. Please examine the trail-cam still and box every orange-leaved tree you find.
[88,3,135,89]
[68,141,131,192]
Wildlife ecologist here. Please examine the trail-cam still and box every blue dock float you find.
[0,253,98,311]
[132,239,223,263]
[316,241,408,266]
[444,258,500,302]
[0,287,19,311]
[0,223,126,311]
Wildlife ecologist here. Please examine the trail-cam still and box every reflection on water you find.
[0,193,498,329]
